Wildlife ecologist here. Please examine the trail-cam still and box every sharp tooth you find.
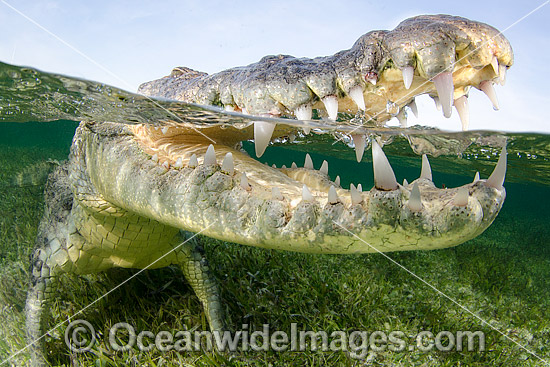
[302,184,314,201]
[328,185,339,204]
[371,140,398,190]
[281,165,287,169]
[272,187,284,201]
[498,64,507,86]
[304,154,314,169]
[320,160,329,175]
[322,95,338,121]
[350,184,362,205]
[348,86,366,110]
[402,66,414,89]
[408,99,418,118]
[291,162,297,169]
[432,72,453,118]
[432,96,442,111]
[161,127,169,135]
[174,157,183,168]
[221,152,234,175]
[161,161,170,169]
[188,154,198,168]
[473,172,480,182]
[366,71,377,85]
[454,96,470,131]
[294,103,313,120]
[490,56,499,76]
[240,173,250,190]
[420,154,432,181]
[151,154,159,163]
[352,134,366,162]
[204,145,217,165]
[357,183,363,192]
[224,105,235,112]
[454,187,469,206]
[303,127,311,135]
[334,176,341,187]
[254,121,276,158]
[403,178,409,186]
[486,146,507,190]
[479,81,499,110]
[408,182,422,212]
[396,109,407,128]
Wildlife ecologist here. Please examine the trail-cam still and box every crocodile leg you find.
[178,238,225,332]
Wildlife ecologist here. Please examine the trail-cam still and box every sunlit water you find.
[0,61,549,363]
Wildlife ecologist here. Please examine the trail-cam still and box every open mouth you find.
[129,119,506,253]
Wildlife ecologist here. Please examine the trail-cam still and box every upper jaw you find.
[138,14,513,133]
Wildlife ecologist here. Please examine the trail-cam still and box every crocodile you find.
[25,14,511,365]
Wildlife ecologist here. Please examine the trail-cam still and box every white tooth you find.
[454,187,469,206]
[454,96,470,131]
[320,160,329,175]
[486,146,507,190]
[294,103,313,120]
[254,121,276,158]
[272,187,284,201]
[161,127,168,135]
[240,173,250,190]
[352,134,366,162]
[204,145,217,165]
[174,157,183,168]
[224,105,235,112]
[188,154,198,168]
[402,66,414,89]
[403,178,409,186]
[357,183,362,192]
[303,127,311,135]
[221,152,234,175]
[272,164,277,168]
[498,64,507,85]
[334,176,341,187]
[350,183,356,191]
[420,154,432,181]
[432,72,453,118]
[328,185,339,204]
[396,109,407,128]
[350,184,362,205]
[479,81,499,110]
[291,162,297,169]
[432,96,442,111]
[161,161,170,169]
[366,73,377,85]
[304,154,314,169]
[302,184,314,202]
[322,95,338,121]
[408,182,422,212]
[408,99,418,118]
[281,165,287,169]
[371,140,398,190]
[348,85,366,110]
[154,126,159,131]
[490,56,499,76]
[473,172,480,182]
[151,154,159,163]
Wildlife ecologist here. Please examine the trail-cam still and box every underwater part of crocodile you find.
[24,14,510,366]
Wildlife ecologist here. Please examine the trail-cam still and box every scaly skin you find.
[25,14,512,366]
[139,14,512,123]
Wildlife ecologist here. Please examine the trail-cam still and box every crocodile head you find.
[80,16,511,255]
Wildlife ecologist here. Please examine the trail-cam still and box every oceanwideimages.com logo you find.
[65,319,485,359]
